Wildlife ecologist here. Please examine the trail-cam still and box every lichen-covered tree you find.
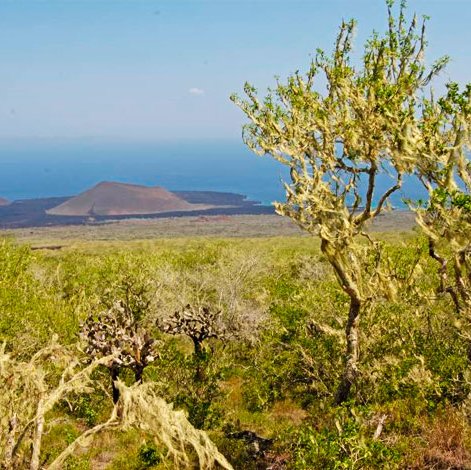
[158,304,226,381]
[0,339,108,470]
[81,300,158,403]
[0,340,232,470]
[231,0,448,403]
[413,82,471,339]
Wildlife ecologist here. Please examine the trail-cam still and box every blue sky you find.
[0,0,469,141]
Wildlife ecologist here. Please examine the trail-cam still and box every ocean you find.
[0,139,426,207]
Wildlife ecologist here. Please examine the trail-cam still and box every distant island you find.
[46,181,213,216]
[0,181,274,229]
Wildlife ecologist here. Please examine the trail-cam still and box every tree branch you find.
[372,172,403,218]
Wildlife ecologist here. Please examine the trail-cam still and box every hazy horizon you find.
[0,139,428,209]
[0,0,469,142]
[0,1,466,208]
[0,139,290,202]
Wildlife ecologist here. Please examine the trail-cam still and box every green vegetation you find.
[1,232,471,468]
[1,1,471,468]
[231,0,458,405]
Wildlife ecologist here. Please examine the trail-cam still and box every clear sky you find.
[0,0,469,141]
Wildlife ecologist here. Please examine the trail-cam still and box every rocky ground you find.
[3,211,417,246]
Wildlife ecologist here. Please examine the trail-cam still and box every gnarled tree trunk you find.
[30,410,45,470]
[4,414,17,470]
[110,366,121,404]
[335,297,361,405]
[321,239,363,405]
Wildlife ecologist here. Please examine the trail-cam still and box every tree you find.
[158,304,228,429]
[158,304,226,380]
[413,82,471,342]
[0,339,107,470]
[231,0,448,403]
[0,339,233,470]
[81,300,158,403]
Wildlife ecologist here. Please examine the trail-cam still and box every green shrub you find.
[290,409,401,469]
[138,443,161,468]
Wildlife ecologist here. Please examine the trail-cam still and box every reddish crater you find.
[46,181,212,216]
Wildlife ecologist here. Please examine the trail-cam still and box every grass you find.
[3,213,470,469]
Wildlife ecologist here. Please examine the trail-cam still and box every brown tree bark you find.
[110,366,121,404]
[335,297,361,405]
[192,337,205,382]
[4,414,17,469]
[134,364,144,384]
[30,412,44,470]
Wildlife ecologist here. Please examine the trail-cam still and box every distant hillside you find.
[0,189,272,229]
[46,181,212,216]
[0,198,10,206]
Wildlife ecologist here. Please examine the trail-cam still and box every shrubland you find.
[1,231,471,469]
[2,0,471,468]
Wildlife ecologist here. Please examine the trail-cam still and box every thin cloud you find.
[189,87,205,96]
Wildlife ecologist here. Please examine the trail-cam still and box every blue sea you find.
[0,139,426,207]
